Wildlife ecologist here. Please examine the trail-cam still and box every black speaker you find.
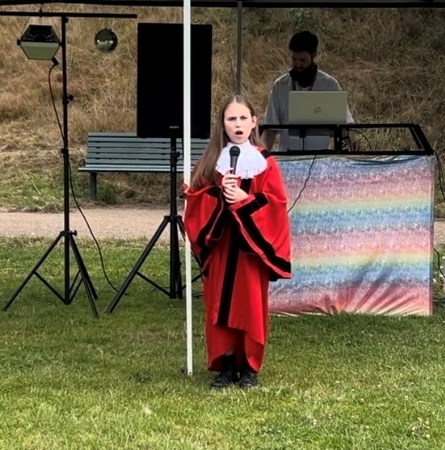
[137,23,212,139]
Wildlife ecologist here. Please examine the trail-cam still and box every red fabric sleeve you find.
[229,157,292,279]
[183,184,226,270]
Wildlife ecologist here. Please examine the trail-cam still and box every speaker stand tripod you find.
[1,15,98,317]
[105,133,197,314]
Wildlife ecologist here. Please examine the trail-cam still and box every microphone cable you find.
[286,155,317,214]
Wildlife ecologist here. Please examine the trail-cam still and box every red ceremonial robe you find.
[184,149,291,373]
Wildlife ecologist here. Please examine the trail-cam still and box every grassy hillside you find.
[0,4,444,210]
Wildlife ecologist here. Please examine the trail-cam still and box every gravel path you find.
[0,206,175,240]
[1,206,445,245]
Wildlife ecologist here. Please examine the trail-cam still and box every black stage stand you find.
[2,16,98,317]
[106,131,192,314]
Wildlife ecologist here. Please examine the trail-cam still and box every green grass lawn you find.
[1,237,445,449]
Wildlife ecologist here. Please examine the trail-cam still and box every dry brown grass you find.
[0,5,444,209]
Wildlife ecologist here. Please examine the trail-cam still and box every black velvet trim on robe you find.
[216,214,240,326]
[216,178,251,326]
[195,186,225,269]
[237,193,291,277]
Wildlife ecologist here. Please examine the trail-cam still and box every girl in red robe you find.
[184,95,291,388]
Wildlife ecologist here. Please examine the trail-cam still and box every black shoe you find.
[239,369,258,388]
[210,369,239,388]
[210,354,239,389]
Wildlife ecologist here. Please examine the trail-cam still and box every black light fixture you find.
[17,24,60,60]
[94,28,118,52]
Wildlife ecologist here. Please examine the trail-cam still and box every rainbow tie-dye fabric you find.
[269,154,434,316]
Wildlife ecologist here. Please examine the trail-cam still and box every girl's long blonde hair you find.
[190,94,263,190]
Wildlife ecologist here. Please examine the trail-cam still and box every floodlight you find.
[94,28,118,52]
[18,24,60,60]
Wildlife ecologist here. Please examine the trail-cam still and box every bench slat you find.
[88,132,207,141]
[87,144,171,149]
[84,149,203,155]
[79,165,178,172]
[83,153,203,160]
[83,158,201,165]
[86,147,206,153]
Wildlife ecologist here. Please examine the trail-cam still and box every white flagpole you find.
[183,0,193,375]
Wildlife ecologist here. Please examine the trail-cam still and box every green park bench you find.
[79,132,209,200]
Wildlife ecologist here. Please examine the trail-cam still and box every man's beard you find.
[289,63,318,88]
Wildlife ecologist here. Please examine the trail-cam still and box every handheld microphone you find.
[229,146,240,174]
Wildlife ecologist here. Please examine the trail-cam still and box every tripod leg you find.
[69,234,99,318]
[68,234,97,300]
[2,233,63,311]
[105,216,170,314]
[170,216,183,299]
[177,215,186,239]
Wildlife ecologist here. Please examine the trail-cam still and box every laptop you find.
[288,91,348,125]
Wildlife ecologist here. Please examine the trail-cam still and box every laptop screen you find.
[288,91,348,125]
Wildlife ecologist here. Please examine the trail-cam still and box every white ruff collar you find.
[215,141,267,179]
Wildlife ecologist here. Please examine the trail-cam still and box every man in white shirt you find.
[262,31,354,151]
